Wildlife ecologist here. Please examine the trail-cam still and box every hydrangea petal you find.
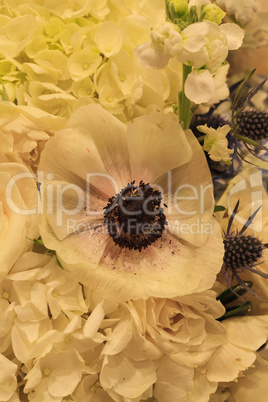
[0,354,17,401]
[100,354,156,399]
[94,22,124,57]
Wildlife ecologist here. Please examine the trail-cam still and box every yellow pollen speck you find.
[119,74,125,81]
[107,96,113,103]
[106,47,112,52]
[43,368,50,376]
[83,64,88,70]
[91,385,97,392]
[3,291,9,299]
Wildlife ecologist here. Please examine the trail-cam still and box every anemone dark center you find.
[104,180,167,251]
[223,234,264,271]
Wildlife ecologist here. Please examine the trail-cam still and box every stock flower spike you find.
[223,200,268,297]
[38,103,224,301]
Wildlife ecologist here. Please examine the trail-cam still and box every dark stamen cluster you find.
[224,234,264,271]
[236,109,268,140]
[104,180,167,251]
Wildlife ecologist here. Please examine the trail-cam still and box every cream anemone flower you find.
[38,104,223,301]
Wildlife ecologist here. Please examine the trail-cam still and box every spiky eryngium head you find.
[235,109,268,141]
[224,234,264,271]
[223,200,268,298]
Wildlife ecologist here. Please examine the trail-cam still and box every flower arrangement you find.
[0,0,268,401]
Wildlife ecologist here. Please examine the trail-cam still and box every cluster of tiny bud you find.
[223,234,264,271]
[235,109,268,141]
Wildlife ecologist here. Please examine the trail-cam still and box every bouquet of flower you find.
[0,0,268,401]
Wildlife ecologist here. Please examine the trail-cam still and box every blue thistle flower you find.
[223,200,268,297]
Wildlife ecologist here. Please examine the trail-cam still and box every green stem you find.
[178,64,192,129]
[235,133,263,148]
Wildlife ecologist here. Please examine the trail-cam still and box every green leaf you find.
[55,255,64,269]
[26,237,44,246]
[216,281,253,304]
[47,249,64,269]
[235,133,266,148]
[214,205,226,213]
[217,301,252,321]
[232,69,256,112]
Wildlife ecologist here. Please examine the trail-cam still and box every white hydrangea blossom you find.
[134,22,183,69]
[0,0,177,121]
[0,101,66,170]
[0,163,39,282]
[0,248,267,400]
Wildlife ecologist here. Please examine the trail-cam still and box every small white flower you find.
[185,69,215,104]
[180,21,244,72]
[197,124,234,163]
[24,349,83,399]
[217,0,257,25]
[134,22,183,69]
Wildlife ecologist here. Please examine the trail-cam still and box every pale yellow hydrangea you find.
[1,248,267,401]
[0,0,179,120]
[0,354,18,402]
[0,101,66,170]
[0,162,39,282]
[226,350,268,402]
